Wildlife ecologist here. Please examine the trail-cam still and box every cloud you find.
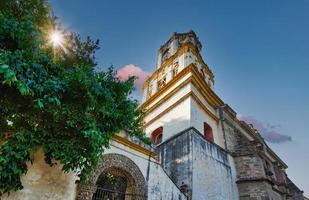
[116,64,149,101]
[116,64,149,86]
[237,115,292,143]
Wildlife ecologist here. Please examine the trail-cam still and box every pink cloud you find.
[116,64,149,86]
[237,115,292,143]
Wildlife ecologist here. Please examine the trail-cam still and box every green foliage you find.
[0,0,147,196]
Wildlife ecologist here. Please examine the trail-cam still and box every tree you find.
[0,0,146,195]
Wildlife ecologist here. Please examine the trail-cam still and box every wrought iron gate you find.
[92,187,146,200]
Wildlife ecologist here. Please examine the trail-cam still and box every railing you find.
[92,187,147,200]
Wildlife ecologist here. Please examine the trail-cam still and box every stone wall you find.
[237,181,269,200]
[223,118,283,200]
[286,177,304,200]
[221,106,305,200]
[157,128,193,197]
[234,155,266,180]
[237,181,283,200]
[191,130,239,200]
[157,127,238,200]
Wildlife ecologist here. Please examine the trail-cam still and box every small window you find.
[204,122,214,142]
[151,126,163,145]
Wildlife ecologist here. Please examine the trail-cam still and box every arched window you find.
[151,126,163,145]
[204,122,214,142]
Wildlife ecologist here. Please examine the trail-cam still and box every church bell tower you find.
[140,31,225,148]
[140,31,238,199]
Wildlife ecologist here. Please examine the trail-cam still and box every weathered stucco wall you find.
[158,127,238,200]
[157,128,193,197]
[3,149,77,200]
[191,132,238,200]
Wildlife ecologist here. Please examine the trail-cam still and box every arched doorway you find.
[92,168,134,200]
[76,154,147,200]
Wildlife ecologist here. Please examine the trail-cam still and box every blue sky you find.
[51,0,309,195]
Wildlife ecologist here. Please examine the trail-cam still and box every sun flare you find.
[49,30,64,47]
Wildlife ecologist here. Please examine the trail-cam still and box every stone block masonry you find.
[157,127,239,200]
